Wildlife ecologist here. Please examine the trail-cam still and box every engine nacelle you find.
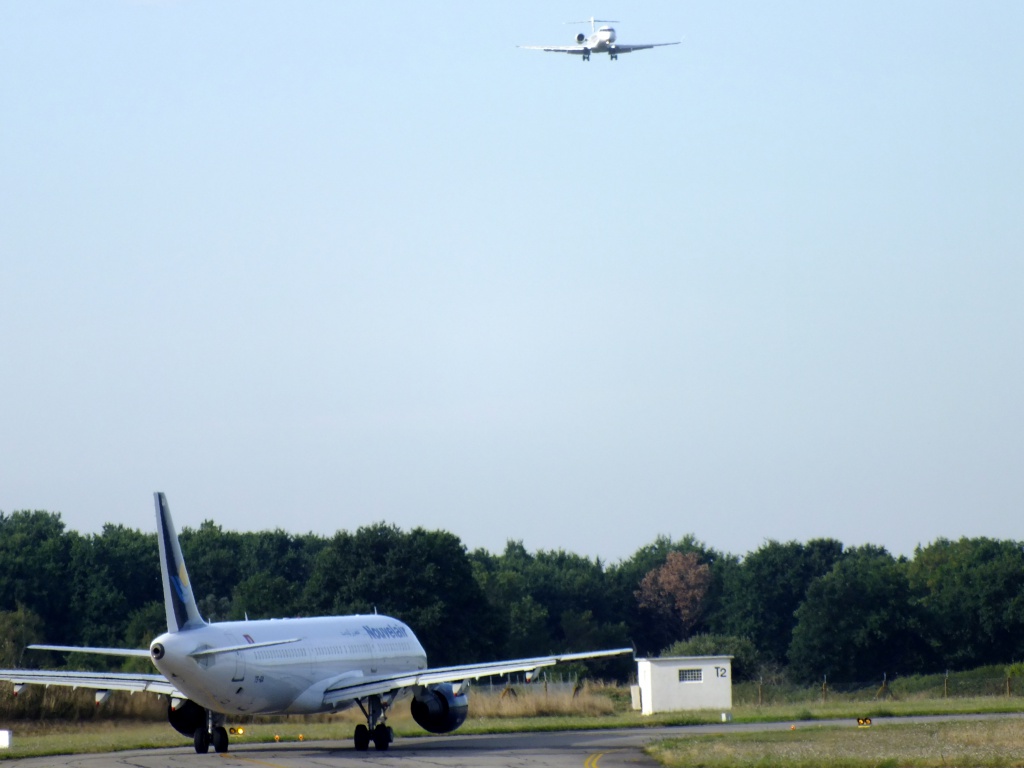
[576,33,587,43]
[410,683,469,734]
[167,698,206,737]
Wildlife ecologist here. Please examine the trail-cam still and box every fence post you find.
[1007,677,1012,698]
[821,675,828,704]
[876,672,889,700]
[943,671,948,699]
[758,677,763,707]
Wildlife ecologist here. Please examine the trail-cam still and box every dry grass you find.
[0,680,619,718]
[0,683,165,721]
[467,681,616,718]
[648,718,1024,768]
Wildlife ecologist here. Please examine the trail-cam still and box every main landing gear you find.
[193,711,230,754]
[582,47,591,61]
[354,694,394,751]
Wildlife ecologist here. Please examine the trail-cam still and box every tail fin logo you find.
[163,528,195,619]
[170,573,190,603]
[171,562,192,601]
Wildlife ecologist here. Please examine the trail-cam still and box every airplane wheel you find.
[212,726,229,753]
[194,728,210,754]
[354,724,370,751]
[372,724,391,751]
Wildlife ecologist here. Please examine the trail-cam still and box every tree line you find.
[2,509,1024,684]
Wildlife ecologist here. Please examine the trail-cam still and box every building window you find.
[678,668,703,683]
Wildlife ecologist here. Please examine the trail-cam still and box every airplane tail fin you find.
[154,492,205,632]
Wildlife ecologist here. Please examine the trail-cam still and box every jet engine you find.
[167,698,206,737]
[410,683,469,734]
[576,33,587,43]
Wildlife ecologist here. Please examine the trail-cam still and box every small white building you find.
[634,655,733,715]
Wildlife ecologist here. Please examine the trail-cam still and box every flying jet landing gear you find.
[354,695,394,751]
[194,711,230,754]
[582,47,591,61]
[610,53,618,60]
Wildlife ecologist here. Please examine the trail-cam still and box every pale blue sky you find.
[2,1,1022,563]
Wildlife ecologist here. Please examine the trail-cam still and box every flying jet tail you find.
[155,492,206,632]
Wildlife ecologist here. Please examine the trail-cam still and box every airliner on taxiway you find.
[0,493,631,753]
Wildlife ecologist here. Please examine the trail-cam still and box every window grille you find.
[678,668,703,683]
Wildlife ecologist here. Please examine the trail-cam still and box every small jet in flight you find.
[0,493,632,754]
[519,17,680,61]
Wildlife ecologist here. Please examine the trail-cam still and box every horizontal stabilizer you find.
[29,644,152,658]
[188,638,302,658]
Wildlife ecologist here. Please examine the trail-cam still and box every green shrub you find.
[661,634,760,680]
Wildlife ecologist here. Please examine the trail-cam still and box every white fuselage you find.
[151,615,426,716]
[585,26,617,51]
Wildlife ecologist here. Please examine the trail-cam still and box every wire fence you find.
[733,675,1021,706]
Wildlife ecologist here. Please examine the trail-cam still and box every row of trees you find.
[2,509,1024,683]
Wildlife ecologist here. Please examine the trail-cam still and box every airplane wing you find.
[322,647,632,706]
[517,43,679,55]
[517,45,590,55]
[0,668,181,697]
[609,42,680,53]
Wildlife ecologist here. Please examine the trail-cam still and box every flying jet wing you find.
[517,42,679,55]
[517,45,589,55]
[323,647,632,707]
[0,668,181,697]
[609,42,680,53]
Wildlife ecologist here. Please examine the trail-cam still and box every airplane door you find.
[229,636,246,682]
[232,650,246,682]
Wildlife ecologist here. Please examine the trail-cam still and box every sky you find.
[2,1,1023,565]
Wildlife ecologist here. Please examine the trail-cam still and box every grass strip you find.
[648,718,1024,768]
